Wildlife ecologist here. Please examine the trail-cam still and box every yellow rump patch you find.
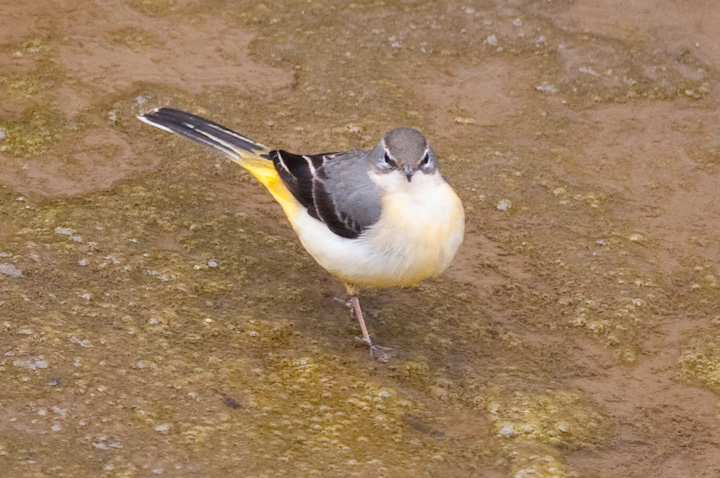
[228,155,301,220]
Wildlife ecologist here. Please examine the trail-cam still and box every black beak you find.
[404,166,414,182]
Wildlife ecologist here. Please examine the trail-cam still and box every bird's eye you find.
[419,153,431,168]
[383,152,397,169]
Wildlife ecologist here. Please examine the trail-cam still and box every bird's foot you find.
[354,336,393,362]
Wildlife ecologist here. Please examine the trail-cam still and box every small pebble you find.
[499,425,516,437]
[535,83,557,94]
[0,263,23,278]
[155,424,171,433]
[54,227,75,236]
[496,199,512,211]
[70,336,93,348]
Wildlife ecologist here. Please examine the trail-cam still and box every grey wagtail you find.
[139,108,464,358]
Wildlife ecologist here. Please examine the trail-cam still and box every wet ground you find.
[1,0,720,476]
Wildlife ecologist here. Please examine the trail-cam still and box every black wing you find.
[271,150,380,239]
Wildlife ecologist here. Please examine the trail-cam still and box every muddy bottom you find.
[1,1,720,477]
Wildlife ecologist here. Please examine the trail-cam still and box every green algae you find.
[679,334,720,396]
[482,387,607,449]
[0,107,67,157]
[0,36,68,157]
[508,445,579,478]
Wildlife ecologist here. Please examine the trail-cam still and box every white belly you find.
[290,177,464,288]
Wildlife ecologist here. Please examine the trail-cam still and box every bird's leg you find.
[349,293,372,346]
[344,283,392,360]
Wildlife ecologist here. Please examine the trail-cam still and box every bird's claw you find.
[354,336,393,362]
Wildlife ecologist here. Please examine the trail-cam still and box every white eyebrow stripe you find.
[381,140,400,162]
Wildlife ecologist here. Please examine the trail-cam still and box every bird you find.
[138,108,464,358]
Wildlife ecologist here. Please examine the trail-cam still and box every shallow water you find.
[1,1,720,477]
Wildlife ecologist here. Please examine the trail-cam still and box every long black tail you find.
[138,108,270,159]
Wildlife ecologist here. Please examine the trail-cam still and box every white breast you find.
[289,172,465,288]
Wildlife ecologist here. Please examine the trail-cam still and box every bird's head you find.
[370,128,438,184]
